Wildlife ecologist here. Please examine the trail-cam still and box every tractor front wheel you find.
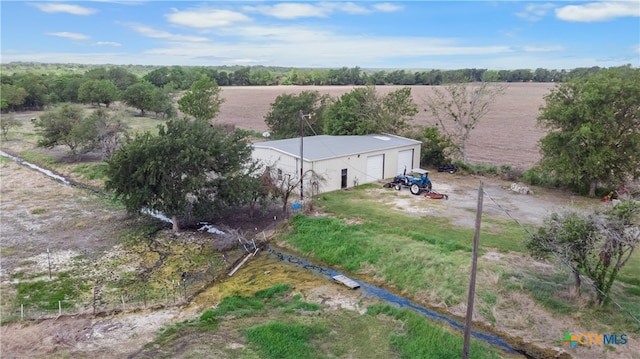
[410,184,421,195]
[394,184,401,191]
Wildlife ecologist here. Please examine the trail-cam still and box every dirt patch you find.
[377,171,599,229]
[0,161,126,278]
[0,309,180,359]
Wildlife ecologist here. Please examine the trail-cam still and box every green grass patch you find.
[481,290,497,305]
[146,283,508,358]
[30,208,46,215]
[282,212,520,306]
[123,115,166,136]
[618,249,640,286]
[71,162,109,180]
[19,150,56,166]
[14,272,90,310]
[521,273,575,314]
[0,157,11,164]
[115,219,163,245]
[456,162,499,176]
[521,166,561,187]
[624,287,640,296]
[245,321,328,359]
[366,304,502,359]
[212,295,266,318]
[480,218,530,252]
[254,283,291,298]
[315,187,529,253]
[152,284,321,347]
[618,276,640,286]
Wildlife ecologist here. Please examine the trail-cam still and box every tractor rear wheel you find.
[410,184,421,195]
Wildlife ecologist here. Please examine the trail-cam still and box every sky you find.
[1,1,639,70]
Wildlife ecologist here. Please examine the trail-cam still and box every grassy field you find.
[137,284,504,359]
[2,102,639,358]
[276,185,640,350]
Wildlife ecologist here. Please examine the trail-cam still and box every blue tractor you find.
[391,168,432,195]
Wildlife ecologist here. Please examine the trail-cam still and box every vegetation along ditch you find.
[1,150,571,358]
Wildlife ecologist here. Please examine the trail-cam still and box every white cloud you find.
[46,32,90,40]
[226,25,335,42]
[166,8,251,28]
[94,41,122,47]
[522,45,565,52]
[332,2,372,15]
[373,3,404,13]
[499,28,522,38]
[31,3,97,15]
[242,2,400,19]
[556,1,640,22]
[243,3,333,19]
[515,3,555,22]
[126,23,210,42]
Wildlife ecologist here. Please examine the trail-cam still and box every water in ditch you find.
[265,246,529,358]
[2,150,532,358]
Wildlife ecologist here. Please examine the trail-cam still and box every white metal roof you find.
[253,134,420,161]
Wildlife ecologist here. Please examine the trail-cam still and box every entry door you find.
[341,168,347,189]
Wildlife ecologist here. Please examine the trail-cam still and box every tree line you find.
[1,63,619,113]
[2,65,638,307]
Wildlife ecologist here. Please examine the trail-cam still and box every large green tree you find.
[323,86,418,135]
[106,67,138,92]
[143,67,171,88]
[122,81,157,115]
[149,84,177,119]
[178,76,223,122]
[264,91,329,139]
[15,73,48,110]
[411,126,453,167]
[425,81,506,164]
[538,66,640,196]
[0,84,28,111]
[105,119,254,230]
[46,74,83,103]
[78,79,118,107]
[34,103,93,156]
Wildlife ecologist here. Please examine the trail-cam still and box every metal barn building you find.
[252,134,421,194]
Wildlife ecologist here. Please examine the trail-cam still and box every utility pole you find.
[298,110,314,202]
[462,181,483,359]
[299,110,304,201]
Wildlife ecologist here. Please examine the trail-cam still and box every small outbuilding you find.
[252,134,421,195]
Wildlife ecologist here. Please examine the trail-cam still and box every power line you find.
[482,189,640,326]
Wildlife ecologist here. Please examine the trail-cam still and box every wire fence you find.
[2,225,276,323]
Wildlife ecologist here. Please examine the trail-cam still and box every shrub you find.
[522,166,560,187]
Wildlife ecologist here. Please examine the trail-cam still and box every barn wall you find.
[385,144,421,178]
[312,154,367,193]
[252,143,422,195]
[251,147,301,175]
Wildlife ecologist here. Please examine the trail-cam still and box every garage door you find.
[366,154,384,182]
[397,149,414,175]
